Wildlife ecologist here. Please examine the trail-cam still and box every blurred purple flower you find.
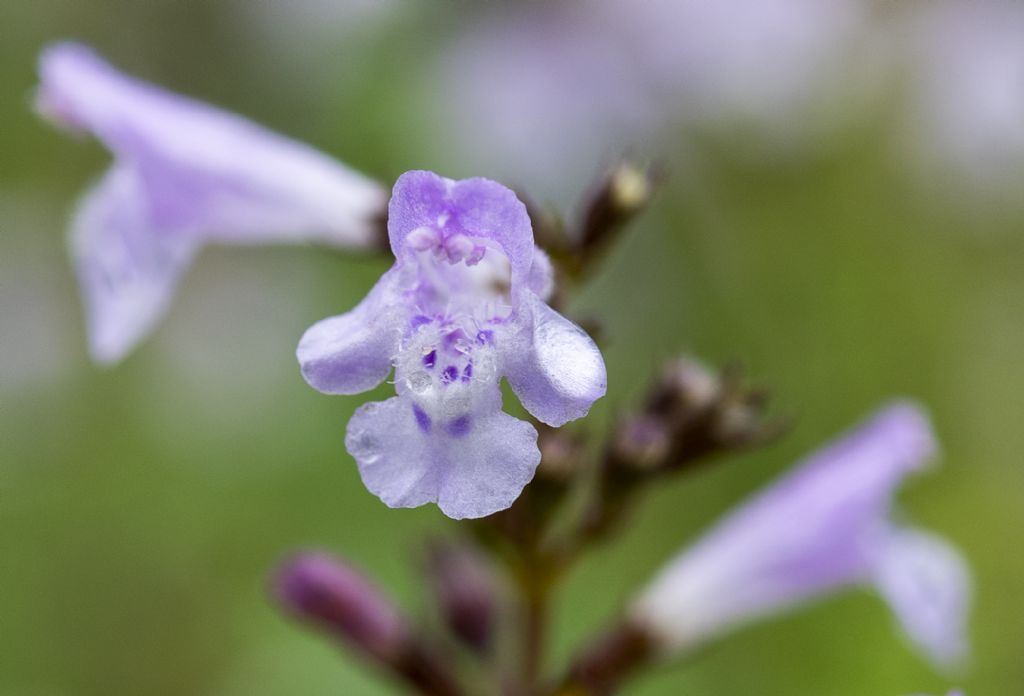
[36,42,386,364]
[900,0,1024,197]
[440,0,865,198]
[630,402,970,668]
[298,170,606,519]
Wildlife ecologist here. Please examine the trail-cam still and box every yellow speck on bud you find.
[610,164,651,211]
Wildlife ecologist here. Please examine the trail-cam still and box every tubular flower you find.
[298,170,606,519]
[36,42,386,364]
[630,402,970,668]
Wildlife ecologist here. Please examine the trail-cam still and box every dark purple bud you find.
[613,415,671,470]
[426,542,498,654]
[562,621,656,696]
[537,426,586,481]
[577,161,662,265]
[650,358,720,416]
[274,552,406,663]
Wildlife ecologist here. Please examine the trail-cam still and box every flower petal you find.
[434,409,540,519]
[38,41,386,248]
[297,271,402,395]
[629,402,946,654]
[873,527,971,668]
[387,171,535,285]
[72,166,197,364]
[505,293,606,426]
[346,395,540,519]
[527,245,555,301]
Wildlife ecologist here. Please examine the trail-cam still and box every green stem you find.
[523,579,548,694]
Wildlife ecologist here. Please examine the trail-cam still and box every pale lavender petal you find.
[72,166,197,364]
[434,409,540,519]
[346,393,540,519]
[387,171,535,285]
[527,246,555,301]
[297,270,402,395]
[505,293,606,426]
[873,528,971,667]
[38,42,386,247]
[630,402,964,664]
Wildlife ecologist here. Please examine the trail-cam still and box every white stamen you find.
[407,226,439,251]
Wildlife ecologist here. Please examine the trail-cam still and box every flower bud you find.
[612,415,671,470]
[537,426,587,481]
[426,542,498,654]
[559,621,656,696]
[274,552,406,663]
[576,161,661,270]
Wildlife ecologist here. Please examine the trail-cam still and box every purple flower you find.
[899,0,1024,198]
[36,42,386,364]
[439,0,866,199]
[298,171,606,519]
[630,402,970,668]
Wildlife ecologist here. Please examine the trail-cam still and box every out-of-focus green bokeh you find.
[2,2,1022,695]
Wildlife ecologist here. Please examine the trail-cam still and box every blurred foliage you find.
[2,1,1022,695]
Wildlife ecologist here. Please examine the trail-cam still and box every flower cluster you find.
[39,42,970,696]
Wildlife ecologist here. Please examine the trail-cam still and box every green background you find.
[2,2,1021,694]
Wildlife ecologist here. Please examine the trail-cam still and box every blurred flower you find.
[899,0,1024,198]
[36,42,386,364]
[439,0,865,199]
[298,171,606,519]
[630,402,970,668]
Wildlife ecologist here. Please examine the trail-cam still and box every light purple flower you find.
[298,170,606,519]
[36,42,387,364]
[439,0,866,199]
[898,0,1024,197]
[630,402,970,668]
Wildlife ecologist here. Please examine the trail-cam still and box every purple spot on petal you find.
[413,404,432,433]
[442,365,458,383]
[410,315,431,330]
[461,363,473,382]
[466,245,486,266]
[446,415,472,437]
[476,330,494,346]
[443,329,469,354]
[423,350,437,368]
